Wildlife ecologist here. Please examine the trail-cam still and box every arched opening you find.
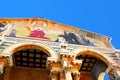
[7,44,54,80]
[14,49,48,69]
[76,54,108,80]
[72,49,113,80]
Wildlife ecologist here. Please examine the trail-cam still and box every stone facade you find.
[0,18,119,80]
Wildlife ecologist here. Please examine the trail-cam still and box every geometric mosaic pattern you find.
[14,49,48,69]
[76,55,97,72]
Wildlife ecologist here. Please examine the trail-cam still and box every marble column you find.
[64,65,72,80]
[65,71,72,80]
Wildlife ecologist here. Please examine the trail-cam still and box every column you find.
[60,72,65,80]
[4,66,11,80]
[73,72,80,80]
[64,65,72,80]
[0,62,5,80]
[65,71,72,80]
[50,71,59,80]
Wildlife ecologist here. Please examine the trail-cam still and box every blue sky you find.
[0,0,120,49]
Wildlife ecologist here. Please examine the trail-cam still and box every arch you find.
[2,42,58,58]
[70,48,115,66]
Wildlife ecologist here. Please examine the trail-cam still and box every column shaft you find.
[65,71,72,80]
[4,66,11,80]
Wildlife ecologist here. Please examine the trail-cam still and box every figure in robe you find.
[26,20,50,40]
[29,27,50,39]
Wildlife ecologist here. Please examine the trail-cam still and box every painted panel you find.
[0,18,111,48]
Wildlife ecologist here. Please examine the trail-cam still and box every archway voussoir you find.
[2,42,58,58]
[70,48,115,66]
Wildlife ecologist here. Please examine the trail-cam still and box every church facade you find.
[0,18,119,80]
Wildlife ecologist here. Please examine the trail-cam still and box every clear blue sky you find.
[0,0,120,49]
